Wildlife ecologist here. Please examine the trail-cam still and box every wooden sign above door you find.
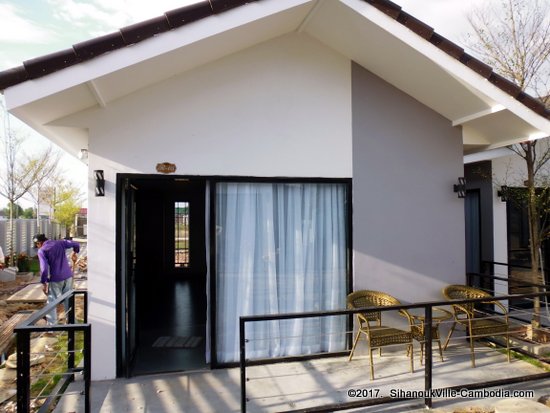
[156,162,177,174]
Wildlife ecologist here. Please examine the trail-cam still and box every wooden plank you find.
[5,278,85,305]
[0,311,33,355]
[5,283,46,304]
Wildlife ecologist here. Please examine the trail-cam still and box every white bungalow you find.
[1,0,549,380]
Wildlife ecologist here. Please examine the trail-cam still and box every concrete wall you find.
[81,34,468,380]
[86,33,353,380]
[351,63,465,301]
[87,33,352,178]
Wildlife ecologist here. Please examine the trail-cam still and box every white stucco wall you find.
[86,33,353,379]
[88,33,352,178]
[82,33,470,380]
[351,63,466,301]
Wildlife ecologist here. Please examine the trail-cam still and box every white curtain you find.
[215,182,347,363]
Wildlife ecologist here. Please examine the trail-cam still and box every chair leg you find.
[369,348,375,380]
[349,330,362,361]
[469,334,476,368]
[409,343,414,373]
[437,339,444,362]
[506,332,511,363]
[443,321,457,350]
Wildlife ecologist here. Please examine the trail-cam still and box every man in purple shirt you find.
[34,234,80,324]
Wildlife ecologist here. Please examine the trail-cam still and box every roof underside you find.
[1,0,549,157]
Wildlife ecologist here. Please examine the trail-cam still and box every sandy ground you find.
[0,273,86,412]
[0,276,44,329]
[0,276,45,411]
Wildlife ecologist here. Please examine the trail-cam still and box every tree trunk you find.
[8,203,15,268]
[525,143,542,338]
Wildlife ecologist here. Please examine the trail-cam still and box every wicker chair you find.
[347,290,414,380]
[442,284,510,367]
[399,308,447,364]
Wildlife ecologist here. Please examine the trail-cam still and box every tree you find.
[22,207,35,219]
[55,199,82,237]
[466,0,550,336]
[466,0,550,101]
[41,177,84,237]
[2,202,24,218]
[0,103,61,264]
[25,159,63,231]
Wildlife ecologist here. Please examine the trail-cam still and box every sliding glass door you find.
[215,181,349,363]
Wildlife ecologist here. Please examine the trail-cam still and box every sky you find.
[0,0,489,70]
[0,0,496,207]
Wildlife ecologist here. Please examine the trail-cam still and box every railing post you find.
[240,317,247,413]
[424,305,433,409]
[83,291,88,323]
[16,329,31,413]
[68,292,76,370]
[84,324,92,413]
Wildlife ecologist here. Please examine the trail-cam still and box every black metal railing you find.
[474,262,550,319]
[481,260,550,277]
[14,289,91,413]
[239,289,550,413]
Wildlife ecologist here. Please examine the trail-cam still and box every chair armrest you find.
[477,300,509,323]
[451,303,474,318]
[398,309,415,328]
[486,300,508,315]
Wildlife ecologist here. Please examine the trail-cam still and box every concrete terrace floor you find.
[53,339,550,413]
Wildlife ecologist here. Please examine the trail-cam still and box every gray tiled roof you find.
[0,0,548,118]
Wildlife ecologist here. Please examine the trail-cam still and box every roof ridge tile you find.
[165,2,214,29]
[73,32,126,61]
[396,11,434,40]
[364,0,401,19]
[211,0,260,14]
[0,66,28,90]
[428,33,464,59]
[459,54,493,79]
[120,15,171,45]
[23,49,82,79]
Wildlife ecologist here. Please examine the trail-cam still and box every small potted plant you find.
[17,252,30,272]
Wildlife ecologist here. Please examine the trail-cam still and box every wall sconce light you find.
[497,185,508,202]
[94,170,105,197]
[453,177,466,198]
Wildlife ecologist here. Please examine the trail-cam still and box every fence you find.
[239,286,550,412]
[14,289,90,413]
[0,218,66,257]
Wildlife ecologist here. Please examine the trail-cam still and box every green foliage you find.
[22,207,35,219]
[43,179,84,235]
[2,202,24,218]
[54,199,81,230]
[16,252,29,271]
[0,204,34,218]
[28,257,40,273]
